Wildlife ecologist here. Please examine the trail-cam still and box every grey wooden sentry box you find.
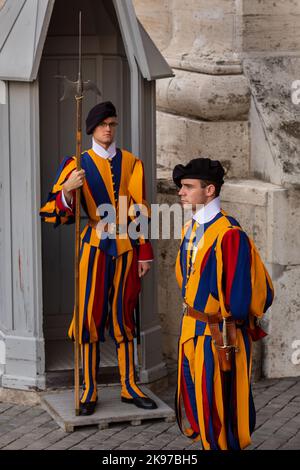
[0,0,173,391]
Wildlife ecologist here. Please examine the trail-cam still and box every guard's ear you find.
[206,183,217,197]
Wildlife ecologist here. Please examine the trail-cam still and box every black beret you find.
[86,101,117,135]
[173,158,225,187]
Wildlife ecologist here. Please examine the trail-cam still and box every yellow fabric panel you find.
[111,256,125,344]
[194,336,210,450]
[81,177,99,221]
[81,343,98,403]
[179,315,197,344]
[128,158,144,205]
[51,157,77,194]
[119,150,137,197]
[86,249,100,343]
[126,155,152,249]
[249,241,274,318]
[88,150,115,207]
[185,215,229,311]
[68,242,91,342]
[40,157,77,225]
[175,251,183,289]
[117,341,147,399]
[204,293,220,314]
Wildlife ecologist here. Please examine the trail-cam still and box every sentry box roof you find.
[0,0,173,82]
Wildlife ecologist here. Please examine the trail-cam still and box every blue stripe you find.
[124,342,139,398]
[203,336,218,450]
[81,152,118,258]
[230,231,252,320]
[98,254,112,342]
[81,152,112,207]
[180,222,193,297]
[82,226,92,245]
[182,352,199,427]
[225,365,241,450]
[110,149,122,200]
[225,215,241,228]
[181,212,223,301]
[108,260,117,341]
[99,234,118,257]
[53,156,73,184]
[82,246,97,343]
[195,320,207,336]
[193,246,214,311]
[45,192,57,202]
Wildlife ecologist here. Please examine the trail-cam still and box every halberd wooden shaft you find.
[74,96,82,416]
[55,11,101,415]
[74,11,83,417]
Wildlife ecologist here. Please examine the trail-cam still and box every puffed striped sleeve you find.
[216,228,274,322]
[39,156,77,227]
[128,159,154,261]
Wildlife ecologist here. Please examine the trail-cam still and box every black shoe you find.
[121,396,158,410]
[79,401,97,416]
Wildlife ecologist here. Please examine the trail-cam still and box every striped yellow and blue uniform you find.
[40,148,152,402]
[175,210,274,450]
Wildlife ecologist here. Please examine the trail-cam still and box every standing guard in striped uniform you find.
[40,101,157,415]
[173,158,274,450]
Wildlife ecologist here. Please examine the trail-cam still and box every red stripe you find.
[138,242,154,261]
[200,246,212,275]
[247,325,267,341]
[221,230,240,310]
[123,248,141,332]
[181,351,200,434]
[91,251,106,329]
[55,190,75,215]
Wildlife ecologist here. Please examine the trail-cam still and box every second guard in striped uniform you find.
[40,101,157,415]
[173,157,274,450]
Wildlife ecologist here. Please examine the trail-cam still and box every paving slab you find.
[40,385,175,432]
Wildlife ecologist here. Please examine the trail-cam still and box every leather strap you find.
[185,304,238,372]
[88,219,100,229]
[88,219,117,234]
[186,306,222,323]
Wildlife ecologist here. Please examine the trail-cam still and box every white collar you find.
[92,138,116,159]
[193,196,221,225]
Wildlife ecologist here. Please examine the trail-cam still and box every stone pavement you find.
[0,368,299,451]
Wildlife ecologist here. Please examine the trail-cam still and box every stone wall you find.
[134,0,300,379]
[237,0,300,55]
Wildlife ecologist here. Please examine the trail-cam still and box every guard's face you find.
[178,178,215,210]
[93,117,118,147]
